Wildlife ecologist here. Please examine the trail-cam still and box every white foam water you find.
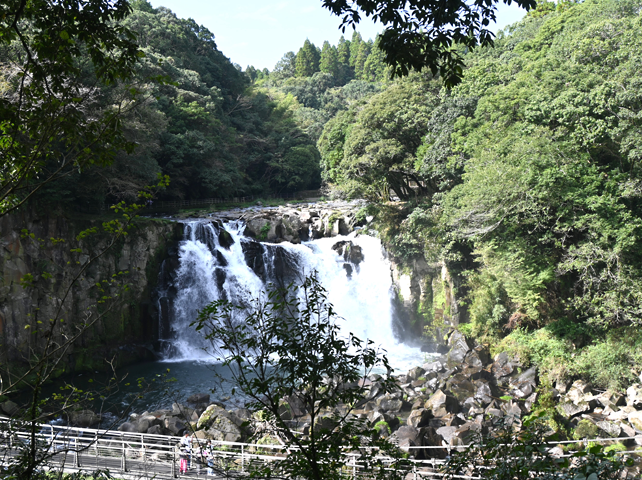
[163,221,424,372]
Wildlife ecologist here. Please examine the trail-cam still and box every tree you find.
[320,0,538,86]
[320,41,340,78]
[0,0,143,217]
[296,39,321,77]
[194,275,408,480]
[354,40,372,79]
[273,51,297,80]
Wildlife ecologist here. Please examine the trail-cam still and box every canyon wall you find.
[0,210,183,377]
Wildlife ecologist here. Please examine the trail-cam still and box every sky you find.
[147,0,528,71]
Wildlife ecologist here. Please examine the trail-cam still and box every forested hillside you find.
[34,0,322,212]
[293,0,642,390]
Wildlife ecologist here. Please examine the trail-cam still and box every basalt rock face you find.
[0,211,183,375]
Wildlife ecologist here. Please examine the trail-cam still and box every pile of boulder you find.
[66,330,640,466]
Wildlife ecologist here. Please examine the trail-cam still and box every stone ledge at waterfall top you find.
[174,200,370,244]
[33,329,640,471]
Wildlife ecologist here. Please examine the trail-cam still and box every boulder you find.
[69,410,101,428]
[187,393,211,405]
[118,422,138,433]
[446,374,476,402]
[376,393,404,412]
[407,366,426,381]
[447,331,471,365]
[425,390,458,417]
[491,352,514,379]
[207,414,244,442]
[313,416,337,434]
[474,380,493,406]
[436,426,457,444]
[629,410,642,431]
[197,404,230,430]
[0,400,19,416]
[394,425,422,451]
[626,384,642,408]
[407,408,433,429]
[147,424,164,435]
[165,416,186,435]
[596,420,621,438]
[558,402,591,419]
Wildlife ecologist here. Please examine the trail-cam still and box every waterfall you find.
[158,220,424,371]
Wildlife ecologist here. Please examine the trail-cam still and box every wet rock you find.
[331,240,364,265]
[187,393,211,405]
[218,228,234,249]
[241,241,265,279]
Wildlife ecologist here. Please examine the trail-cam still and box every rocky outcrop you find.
[180,200,370,244]
[0,210,183,375]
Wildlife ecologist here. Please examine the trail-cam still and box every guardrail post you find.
[352,454,356,480]
[413,463,417,480]
[172,450,177,478]
[241,444,245,473]
[122,439,127,472]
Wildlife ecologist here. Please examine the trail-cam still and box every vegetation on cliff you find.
[314,0,642,391]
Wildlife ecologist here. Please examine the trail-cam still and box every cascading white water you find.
[163,220,424,371]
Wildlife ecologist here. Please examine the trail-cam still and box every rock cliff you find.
[0,210,183,377]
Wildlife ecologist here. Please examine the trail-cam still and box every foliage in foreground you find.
[194,275,409,480]
[442,413,634,480]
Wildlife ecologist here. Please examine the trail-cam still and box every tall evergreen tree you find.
[320,41,340,78]
[337,35,354,84]
[296,39,321,77]
[349,31,363,67]
[362,36,389,82]
[354,40,371,79]
[337,35,351,64]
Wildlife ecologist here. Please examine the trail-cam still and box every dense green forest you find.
[12,0,642,389]
[33,0,323,211]
[276,0,642,391]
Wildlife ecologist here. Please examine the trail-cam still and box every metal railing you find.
[1,419,640,480]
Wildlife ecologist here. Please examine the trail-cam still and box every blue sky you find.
[147,0,528,71]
